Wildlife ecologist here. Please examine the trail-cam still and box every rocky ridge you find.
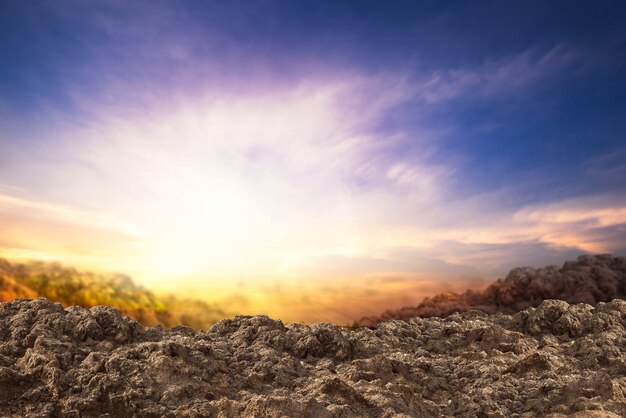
[357,254,626,327]
[1,297,625,417]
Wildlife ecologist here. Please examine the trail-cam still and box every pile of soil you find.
[1,297,625,417]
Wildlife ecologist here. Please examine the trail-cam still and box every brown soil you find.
[1,297,625,417]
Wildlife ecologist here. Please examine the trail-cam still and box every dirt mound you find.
[1,297,625,417]
[357,254,626,327]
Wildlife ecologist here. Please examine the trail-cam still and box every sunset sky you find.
[1,1,626,323]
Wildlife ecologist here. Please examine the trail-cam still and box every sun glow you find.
[0,81,396,287]
[1,54,625,324]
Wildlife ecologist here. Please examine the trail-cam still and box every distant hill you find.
[0,258,229,329]
[356,254,626,327]
[4,255,625,331]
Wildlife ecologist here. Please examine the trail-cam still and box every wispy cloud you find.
[0,73,455,283]
[414,43,581,104]
[3,63,625,289]
[0,193,143,237]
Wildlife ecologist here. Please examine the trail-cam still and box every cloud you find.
[0,72,457,285]
[281,250,479,280]
[413,43,581,104]
[424,239,586,276]
[0,193,143,237]
[0,191,147,278]
[583,147,626,190]
[4,73,626,290]
[0,1,623,306]
[515,201,626,228]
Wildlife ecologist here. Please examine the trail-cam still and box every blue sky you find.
[1,1,625,322]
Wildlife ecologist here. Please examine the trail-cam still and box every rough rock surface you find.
[1,298,625,417]
[357,254,626,327]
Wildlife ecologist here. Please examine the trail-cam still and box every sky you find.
[1,1,626,323]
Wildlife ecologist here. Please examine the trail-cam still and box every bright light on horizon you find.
[1,1,626,323]
[1,80,625,292]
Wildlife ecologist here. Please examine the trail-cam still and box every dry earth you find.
[1,297,625,417]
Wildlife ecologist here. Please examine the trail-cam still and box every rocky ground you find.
[0,297,625,417]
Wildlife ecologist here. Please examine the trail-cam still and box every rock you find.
[0,298,624,417]
[357,254,626,327]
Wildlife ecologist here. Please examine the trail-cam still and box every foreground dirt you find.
[1,298,625,417]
